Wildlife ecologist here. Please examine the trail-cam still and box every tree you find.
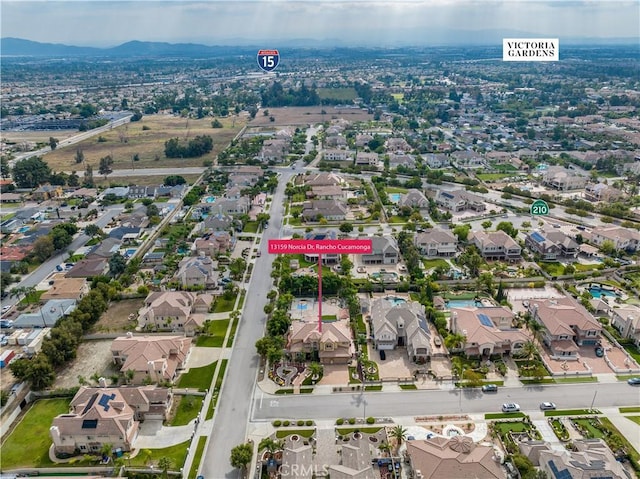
[229,257,247,281]
[266,346,283,366]
[339,222,354,233]
[84,164,94,187]
[49,137,59,150]
[164,175,186,186]
[445,332,466,351]
[230,443,253,471]
[32,235,55,262]
[25,354,56,390]
[84,224,104,238]
[157,456,172,479]
[211,119,223,128]
[481,220,492,230]
[50,227,72,251]
[256,213,270,228]
[74,148,85,164]
[98,155,114,178]
[308,361,323,378]
[496,221,518,238]
[67,171,80,187]
[389,425,407,453]
[109,252,127,277]
[452,223,471,242]
[12,157,51,188]
[101,443,113,460]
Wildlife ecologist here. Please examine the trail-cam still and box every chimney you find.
[50,426,62,445]
[98,377,108,388]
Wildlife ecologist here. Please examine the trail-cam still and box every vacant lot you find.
[2,130,79,145]
[94,173,202,188]
[53,340,116,389]
[92,298,144,333]
[42,114,244,171]
[248,106,372,127]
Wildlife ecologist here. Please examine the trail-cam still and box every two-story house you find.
[137,291,213,333]
[414,229,458,257]
[359,236,400,265]
[286,319,354,365]
[174,256,218,289]
[525,230,579,261]
[610,304,640,346]
[469,231,522,262]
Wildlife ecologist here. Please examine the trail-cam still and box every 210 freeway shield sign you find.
[530,199,549,216]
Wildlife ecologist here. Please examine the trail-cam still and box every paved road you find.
[200,166,297,478]
[251,382,640,421]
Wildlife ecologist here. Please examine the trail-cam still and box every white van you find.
[502,403,520,413]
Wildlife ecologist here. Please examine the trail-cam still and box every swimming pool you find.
[385,296,406,306]
[589,287,616,299]
[389,193,401,203]
[446,299,484,309]
[205,196,216,203]
[18,226,30,233]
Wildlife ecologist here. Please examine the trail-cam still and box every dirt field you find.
[91,298,144,333]
[1,130,79,144]
[53,339,116,389]
[248,106,373,127]
[41,114,245,171]
[93,173,202,187]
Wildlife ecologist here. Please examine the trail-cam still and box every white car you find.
[502,403,521,413]
[1,305,10,314]
[540,402,556,410]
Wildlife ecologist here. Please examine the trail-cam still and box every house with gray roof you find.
[302,200,348,222]
[175,256,218,289]
[435,189,486,213]
[14,299,76,328]
[358,236,399,265]
[469,231,521,262]
[414,228,458,257]
[398,189,429,209]
[525,230,578,261]
[370,298,431,363]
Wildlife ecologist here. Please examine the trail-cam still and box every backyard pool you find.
[124,248,137,257]
[18,226,30,233]
[446,299,485,309]
[204,196,216,203]
[384,296,406,306]
[389,193,401,203]
[588,286,617,299]
[370,271,399,282]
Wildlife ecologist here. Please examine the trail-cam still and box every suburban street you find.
[252,382,640,421]
[200,166,297,478]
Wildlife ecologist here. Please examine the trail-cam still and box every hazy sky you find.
[2,0,639,47]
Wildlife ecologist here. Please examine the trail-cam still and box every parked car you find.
[501,403,520,413]
[379,350,386,361]
[595,346,604,357]
[627,377,640,386]
[0,319,13,329]
[481,384,498,393]
[539,402,556,410]
[1,305,10,314]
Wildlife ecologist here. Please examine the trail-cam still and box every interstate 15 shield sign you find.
[257,49,280,72]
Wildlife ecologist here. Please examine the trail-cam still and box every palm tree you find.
[258,437,284,458]
[378,441,391,457]
[308,362,323,379]
[157,456,172,479]
[445,332,467,352]
[100,443,113,461]
[389,425,407,454]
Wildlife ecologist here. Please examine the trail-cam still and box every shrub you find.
[283,420,290,426]
[273,420,281,427]
[305,420,313,426]
[366,417,375,424]
[336,418,344,425]
[297,420,304,426]
[348,418,356,425]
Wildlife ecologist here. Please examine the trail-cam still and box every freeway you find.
[252,382,640,422]
[199,163,302,478]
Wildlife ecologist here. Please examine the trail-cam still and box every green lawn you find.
[213,295,237,313]
[485,412,526,419]
[206,359,227,420]
[237,290,246,309]
[227,315,240,346]
[18,290,46,305]
[386,186,408,194]
[243,221,259,233]
[188,437,207,479]
[170,395,204,426]
[195,319,230,347]
[554,376,598,384]
[336,427,382,435]
[493,421,530,433]
[539,262,564,276]
[626,416,640,426]
[275,429,316,439]
[399,384,417,390]
[422,258,450,270]
[364,385,383,391]
[620,407,640,413]
[130,440,189,469]
[1,398,70,469]
[317,87,357,101]
[545,409,600,417]
[476,173,512,181]
[177,361,217,391]
[572,418,605,438]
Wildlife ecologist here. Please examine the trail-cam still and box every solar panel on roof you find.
[82,393,99,415]
[81,419,98,429]
[530,231,546,243]
[477,313,493,327]
[98,393,116,411]
[548,460,572,479]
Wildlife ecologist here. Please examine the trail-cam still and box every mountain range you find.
[2,36,638,57]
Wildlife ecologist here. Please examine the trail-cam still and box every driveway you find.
[133,419,196,449]
[369,346,415,379]
[319,364,349,385]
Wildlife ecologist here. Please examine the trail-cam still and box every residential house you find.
[370,298,431,363]
[108,226,142,243]
[258,139,288,163]
[303,172,344,188]
[1,217,25,234]
[355,134,373,147]
[388,152,416,169]
[324,135,347,148]
[101,186,130,199]
[137,291,213,333]
[287,319,354,365]
[128,185,156,199]
[303,231,339,265]
[354,151,380,167]
[32,184,63,201]
[193,231,233,257]
[210,197,251,216]
[65,258,110,278]
[323,149,353,161]
[110,333,192,384]
[542,166,587,191]
[302,200,348,222]
[87,237,122,259]
[407,436,507,479]
[528,296,602,359]
[525,230,579,261]
[0,192,23,203]
[397,189,429,209]
[590,226,640,253]
[414,229,458,257]
[450,150,485,169]
[584,183,624,202]
[14,299,76,328]
[423,153,450,169]
[118,206,149,229]
[175,256,218,289]
[203,213,239,232]
[69,187,98,199]
[359,236,399,265]
[41,277,89,302]
[469,231,522,262]
[156,184,186,198]
[307,185,346,200]
[327,438,375,479]
[434,190,486,213]
[610,304,640,346]
[520,439,630,479]
[280,441,314,479]
[450,307,528,357]
[50,388,139,455]
[385,137,412,152]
